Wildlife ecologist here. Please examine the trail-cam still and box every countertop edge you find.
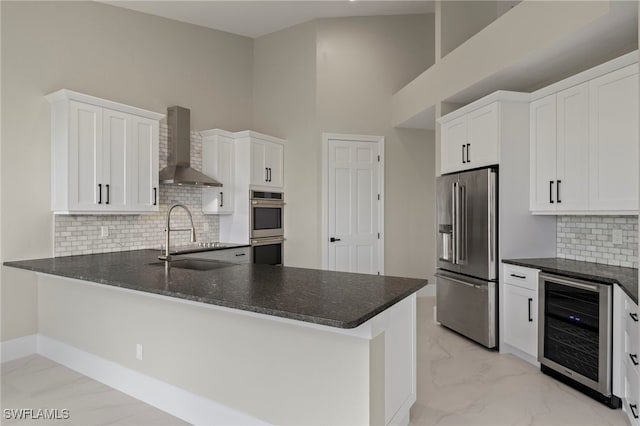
[3,262,428,329]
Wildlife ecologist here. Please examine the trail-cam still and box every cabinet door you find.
[102,108,128,210]
[250,139,267,186]
[127,115,158,211]
[589,64,639,212]
[69,100,103,211]
[503,284,537,357]
[467,102,499,169]
[556,83,589,211]
[266,142,284,188]
[529,95,557,212]
[202,135,235,214]
[440,115,467,174]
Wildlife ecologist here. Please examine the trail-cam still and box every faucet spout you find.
[160,203,197,262]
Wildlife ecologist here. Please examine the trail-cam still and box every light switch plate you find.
[100,226,109,238]
[612,229,623,244]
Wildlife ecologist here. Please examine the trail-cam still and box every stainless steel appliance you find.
[538,273,620,407]
[251,236,284,265]
[250,190,284,239]
[435,167,497,348]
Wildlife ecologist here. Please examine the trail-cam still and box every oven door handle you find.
[539,274,599,292]
[251,237,285,246]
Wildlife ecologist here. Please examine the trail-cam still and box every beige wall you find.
[254,15,437,280]
[252,22,320,269]
[1,1,253,341]
[39,275,376,425]
[440,1,498,58]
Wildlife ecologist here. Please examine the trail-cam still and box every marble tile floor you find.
[0,297,630,426]
[1,355,188,426]
[411,297,628,426]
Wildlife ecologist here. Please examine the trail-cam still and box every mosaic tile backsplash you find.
[54,125,220,257]
[557,216,638,268]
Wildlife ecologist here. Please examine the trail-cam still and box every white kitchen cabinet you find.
[201,129,235,214]
[177,246,250,264]
[440,103,499,174]
[502,264,539,360]
[529,56,638,214]
[588,64,639,212]
[47,90,163,214]
[614,285,640,425]
[250,136,284,188]
[530,84,589,213]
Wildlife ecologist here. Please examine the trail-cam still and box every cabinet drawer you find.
[626,300,640,376]
[503,264,539,291]
[179,247,250,264]
[624,363,640,423]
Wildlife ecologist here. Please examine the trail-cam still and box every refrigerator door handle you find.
[457,183,465,264]
[452,182,458,264]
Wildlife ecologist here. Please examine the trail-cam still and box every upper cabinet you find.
[201,129,235,214]
[529,59,638,214]
[249,135,284,188]
[439,93,529,175]
[47,90,163,214]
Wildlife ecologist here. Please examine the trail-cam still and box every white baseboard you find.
[1,335,37,362]
[4,334,269,426]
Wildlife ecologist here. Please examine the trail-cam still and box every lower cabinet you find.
[177,246,250,264]
[615,285,640,425]
[502,264,540,361]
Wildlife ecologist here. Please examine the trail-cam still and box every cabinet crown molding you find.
[438,91,530,124]
[45,89,164,121]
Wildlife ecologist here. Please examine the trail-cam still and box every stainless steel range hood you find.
[159,106,222,187]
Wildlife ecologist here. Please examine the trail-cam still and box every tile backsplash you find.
[557,216,638,268]
[54,125,219,257]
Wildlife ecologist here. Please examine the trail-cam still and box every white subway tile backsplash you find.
[54,125,221,257]
[557,215,638,268]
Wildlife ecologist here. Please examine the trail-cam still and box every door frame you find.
[321,132,385,274]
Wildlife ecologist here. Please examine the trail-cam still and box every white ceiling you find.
[102,1,435,38]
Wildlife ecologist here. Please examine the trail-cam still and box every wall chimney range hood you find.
[159,106,222,187]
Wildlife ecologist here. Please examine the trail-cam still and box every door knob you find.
[330,237,341,243]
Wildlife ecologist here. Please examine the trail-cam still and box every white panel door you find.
[503,284,537,357]
[102,108,128,210]
[556,83,589,211]
[529,94,557,212]
[202,134,235,214]
[467,102,499,169]
[69,100,103,211]
[589,64,639,211]
[128,115,158,211]
[328,139,380,274]
[440,116,466,174]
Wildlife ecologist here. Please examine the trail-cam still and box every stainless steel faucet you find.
[159,203,196,261]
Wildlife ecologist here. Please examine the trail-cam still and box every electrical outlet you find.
[100,226,109,238]
[612,229,623,244]
[203,223,209,232]
[136,344,143,361]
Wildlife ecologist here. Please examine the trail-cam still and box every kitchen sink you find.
[149,259,235,271]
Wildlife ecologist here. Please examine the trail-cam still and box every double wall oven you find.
[250,190,284,265]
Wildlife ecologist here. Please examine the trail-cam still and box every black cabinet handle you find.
[466,143,470,162]
[219,191,224,208]
[631,404,639,419]
[630,312,638,322]
[528,298,533,322]
[153,187,157,206]
[329,237,341,242]
[556,180,561,203]
[549,181,555,204]
[630,353,639,366]
[105,184,110,205]
[235,253,246,257]
[268,168,272,182]
[265,167,269,182]
[510,273,526,279]
[461,145,466,164]
[98,184,102,204]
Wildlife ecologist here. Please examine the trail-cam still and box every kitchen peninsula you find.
[4,250,427,425]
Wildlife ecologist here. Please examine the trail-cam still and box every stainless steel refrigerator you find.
[436,167,498,348]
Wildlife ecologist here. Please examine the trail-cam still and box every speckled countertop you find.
[503,258,638,304]
[4,250,428,329]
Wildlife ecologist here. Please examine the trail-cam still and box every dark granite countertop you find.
[4,250,428,329]
[503,258,638,304]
